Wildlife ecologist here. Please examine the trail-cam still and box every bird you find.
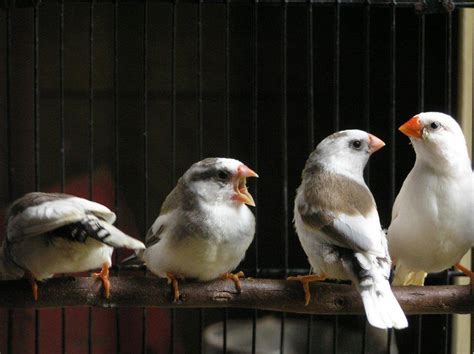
[137,157,258,302]
[290,129,408,329]
[388,112,474,286]
[0,192,145,300]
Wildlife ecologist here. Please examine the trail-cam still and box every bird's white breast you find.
[389,168,473,272]
[144,204,255,281]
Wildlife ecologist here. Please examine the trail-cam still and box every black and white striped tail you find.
[340,248,408,329]
[51,213,145,251]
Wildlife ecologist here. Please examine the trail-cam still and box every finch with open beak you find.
[290,130,408,329]
[0,192,145,300]
[388,112,474,286]
[137,158,257,302]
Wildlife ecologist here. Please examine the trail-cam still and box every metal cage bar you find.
[33,4,40,354]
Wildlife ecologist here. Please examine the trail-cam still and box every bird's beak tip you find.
[399,115,423,139]
[368,134,385,153]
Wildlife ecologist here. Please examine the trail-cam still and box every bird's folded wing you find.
[145,214,170,248]
[8,197,116,242]
[298,205,385,257]
[145,185,182,248]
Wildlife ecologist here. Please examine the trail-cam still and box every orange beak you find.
[399,115,423,139]
[368,134,385,153]
[232,165,258,207]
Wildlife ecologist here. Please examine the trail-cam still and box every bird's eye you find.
[217,171,229,180]
[351,140,362,149]
[430,121,440,130]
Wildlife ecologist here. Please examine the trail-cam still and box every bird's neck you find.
[414,152,471,177]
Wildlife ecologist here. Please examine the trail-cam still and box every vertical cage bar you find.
[197,1,204,352]
[333,0,340,132]
[171,1,177,184]
[224,0,230,155]
[33,5,40,353]
[306,3,314,352]
[389,3,396,215]
[169,1,178,353]
[113,0,121,352]
[363,1,370,182]
[59,1,66,352]
[251,2,259,353]
[88,2,94,353]
[34,1,40,192]
[223,1,231,352]
[418,13,425,113]
[280,1,288,353]
[142,1,149,353]
[445,12,452,115]
[199,310,204,353]
[88,0,94,200]
[332,2,340,352]
[442,12,453,354]
[197,0,203,159]
[6,7,13,354]
[415,11,425,354]
[307,1,314,152]
[59,0,65,192]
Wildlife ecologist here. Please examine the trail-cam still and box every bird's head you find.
[306,129,385,179]
[399,112,470,171]
[182,158,258,207]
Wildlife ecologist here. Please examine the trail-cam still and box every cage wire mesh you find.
[0,1,472,353]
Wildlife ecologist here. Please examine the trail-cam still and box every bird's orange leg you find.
[25,271,39,301]
[221,271,245,292]
[455,263,474,283]
[92,263,111,299]
[166,272,181,302]
[287,274,326,306]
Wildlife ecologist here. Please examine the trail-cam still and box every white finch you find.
[388,112,474,286]
[290,130,408,329]
[0,192,145,299]
[140,157,257,301]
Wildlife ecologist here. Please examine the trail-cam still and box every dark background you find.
[0,2,462,353]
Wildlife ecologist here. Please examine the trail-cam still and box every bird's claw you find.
[92,263,111,299]
[287,274,326,306]
[222,271,245,292]
[25,271,38,301]
[166,272,182,302]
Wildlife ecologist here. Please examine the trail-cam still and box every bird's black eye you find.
[351,140,362,149]
[430,121,440,130]
[217,170,229,180]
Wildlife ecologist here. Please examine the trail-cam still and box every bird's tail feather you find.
[61,214,146,250]
[347,252,408,329]
[392,263,427,286]
[96,221,146,250]
[120,249,145,265]
[360,278,408,329]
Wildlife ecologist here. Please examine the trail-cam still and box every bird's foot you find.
[287,274,326,306]
[25,271,38,301]
[92,263,111,299]
[221,271,245,292]
[165,272,182,302]
[455,263,474,285]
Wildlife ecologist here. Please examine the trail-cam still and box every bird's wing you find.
[145,184,183,248]
[298,203,384,256]
[7,194,116,242]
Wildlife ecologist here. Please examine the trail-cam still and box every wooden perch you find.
[0,276,472,314]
